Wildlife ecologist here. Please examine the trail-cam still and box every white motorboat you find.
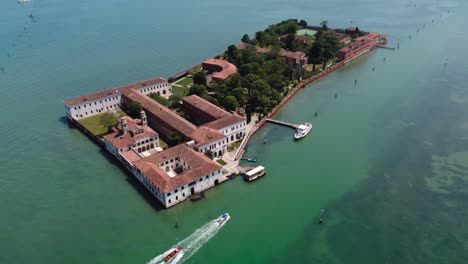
[216,213,230,227]
[294,122,312,139]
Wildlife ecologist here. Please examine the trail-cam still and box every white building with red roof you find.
[103,110,160,167]
[64,77,171,120]
[131,144,224,207]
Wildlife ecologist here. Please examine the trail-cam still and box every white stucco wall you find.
[137,82,173,98]
[66,93,122,120]
[218,120,247,143]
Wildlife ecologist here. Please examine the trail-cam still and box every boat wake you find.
[147,214,229,264]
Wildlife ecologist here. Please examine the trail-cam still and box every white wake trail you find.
[147,218,226,264]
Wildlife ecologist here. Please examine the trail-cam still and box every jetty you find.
[378,45,396,50]
[266,118,299,129]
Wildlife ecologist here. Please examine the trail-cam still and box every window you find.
[181,186,184,190]
[206,176,209,179]
[167,192,171,196]
[199,178,202,182]
[168,199,171,203]
[175,189,178,193]
[176,196,178,200]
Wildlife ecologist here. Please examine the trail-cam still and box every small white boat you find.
[216,213,230,227]
[294,122,312,139]
[18,0,32,3]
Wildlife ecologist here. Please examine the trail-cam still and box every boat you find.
[164,246,183,262]
[18,0,32,3]
[216,213,230,227]
[243,166,265,182]
[294,122,312,139]
[247,156,257,162]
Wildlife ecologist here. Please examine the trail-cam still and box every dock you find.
[266,118,299,129]
[378,45,396,50]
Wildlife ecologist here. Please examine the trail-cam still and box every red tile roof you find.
[203,114,245,130]
[121,149,143,164]
[64,88,122,106]
[202,59,238,80]
[103,116,158,149]
[64,77,167,106]
[182,95,230,119]
[123,90,197,138]
[279,50,307,60]
[133,144,223,193]
[190,127,226,147]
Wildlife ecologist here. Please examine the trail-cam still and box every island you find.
[64,19,387,208]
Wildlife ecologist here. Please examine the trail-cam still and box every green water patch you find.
[427,152,468,194]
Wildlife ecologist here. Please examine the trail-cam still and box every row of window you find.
[140,83,170,94]
[73,96,120,110]
[74,104,119,118]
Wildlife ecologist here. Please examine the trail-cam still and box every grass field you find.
[78,110,125,137]
[172,85,190,97]
[175,77,193,86]
[159,138,169,149]
[216,159,227,166]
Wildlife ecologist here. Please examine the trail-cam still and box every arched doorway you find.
[214,179,219,185]
[218,150,222,157]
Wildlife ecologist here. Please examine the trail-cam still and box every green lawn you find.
[172,85,190,97]
[175,77,193,86]
[78,113,115,137]
[216,159,227,166]
[159,138,169,149]
[227,140,242,152]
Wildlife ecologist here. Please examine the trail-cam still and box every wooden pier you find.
[378,45,396,50]
[266,118,299,129]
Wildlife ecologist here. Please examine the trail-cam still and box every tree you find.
[128,101,142,119]
[241,34,250,43]
[299,19,308,27]
[255,31,268,46]
[320,20,328,31]
[166,132,183,146]
[193,71,207,86]
[189,84,208,97]
[239,64,252,76]
[149,92,170,107]
[168,94,182,109]
[223,95,238,111]
[204,149,214,159]
[99,112,118,132]
[226,44,238,59]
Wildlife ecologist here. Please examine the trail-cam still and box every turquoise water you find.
[1,0,468,263]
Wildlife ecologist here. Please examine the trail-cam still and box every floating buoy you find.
[334,93,338,99]
[314,112,318,118]
[319,218,323,224]
[354,79,357,85]
[372,67,375,71]
[175,220,180,229]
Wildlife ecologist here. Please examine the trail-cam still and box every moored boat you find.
[243,166,265,182]
[294,122,312,139]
